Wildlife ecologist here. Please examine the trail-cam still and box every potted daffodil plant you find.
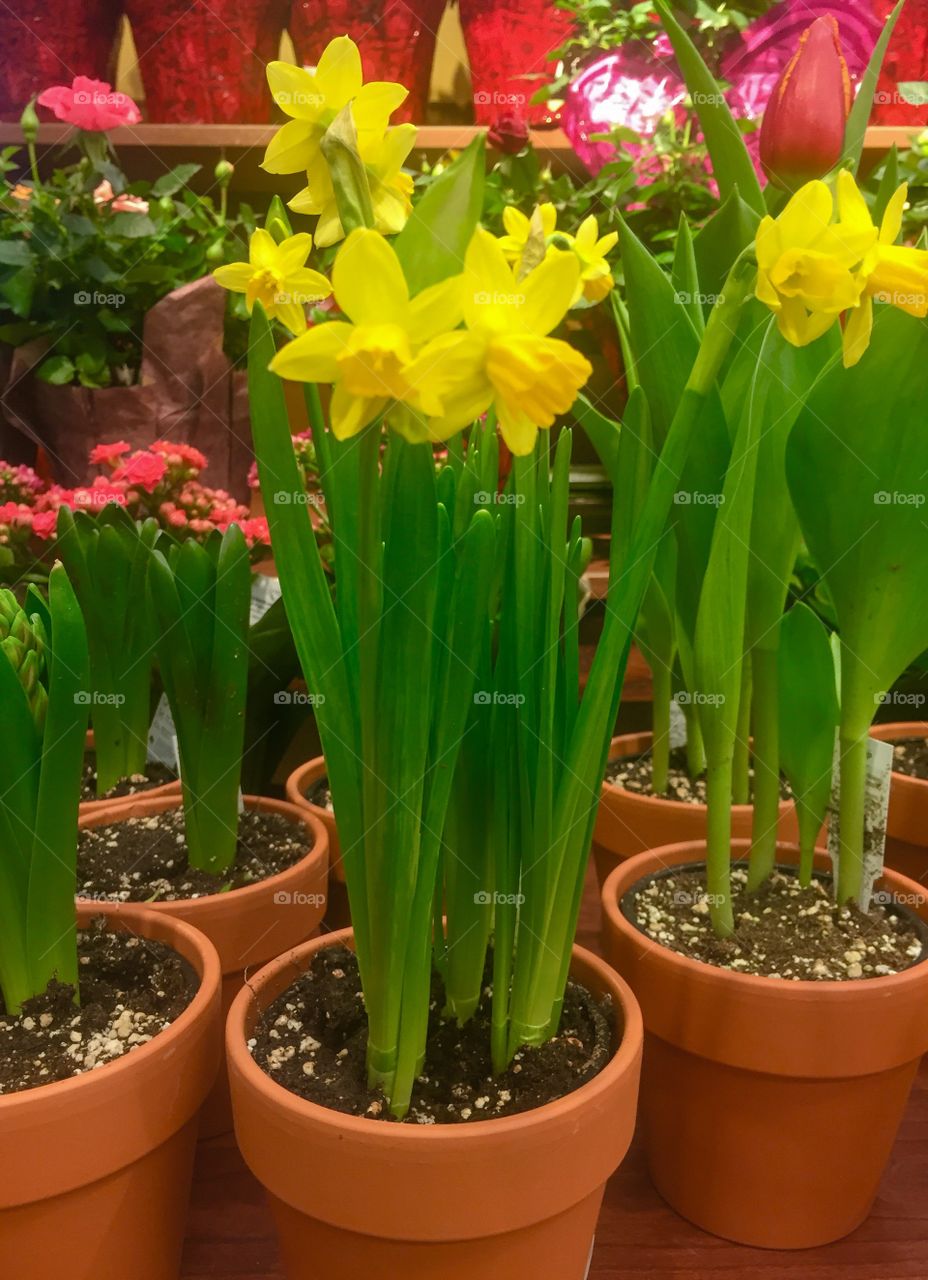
[602,0,928,1253]
[215,33,754,1280]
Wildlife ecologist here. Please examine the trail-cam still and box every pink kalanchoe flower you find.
[30,510,58,539]
[38,77,142,131]
[111,192,150,215]
[90,440,132,466]
[151,440,208,472]
[114,451,168,493]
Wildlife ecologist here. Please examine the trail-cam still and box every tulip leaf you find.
[843,0,905,175]
[873,146,900,224]
[693,188,761,304]
[394,136,485,293]
[653,0,765,216]
[778,602,838,881]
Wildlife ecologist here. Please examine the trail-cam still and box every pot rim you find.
[600,731,792,816]
[77,791,329,915]
[0,899,220,1117]
[602,839,928,1000]
[285,756,330,813]
[226,927,643,1146]
[870,720,928,785]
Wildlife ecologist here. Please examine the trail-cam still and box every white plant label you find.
[669,697,688,750]
[826,733,893,907]
[250,573,283,626]
[147,694,179,770]
[584,1235,595,1280]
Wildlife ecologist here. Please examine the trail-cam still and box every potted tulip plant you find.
[601,0,928,1251]
[212,34,763,1278]
[74,523,329,1135]
[0,572,222,1278]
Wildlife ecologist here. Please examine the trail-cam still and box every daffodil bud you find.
[759,16,851,191]
[20,97,39,145]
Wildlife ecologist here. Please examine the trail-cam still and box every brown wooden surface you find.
[180,862,928,1279]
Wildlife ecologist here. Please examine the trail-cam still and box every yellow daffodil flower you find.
[570,214,618,303]
[262,37,406,177]
[213,229,331,335]
[288,124,416,247]
[412,227,592,455]
[836,171,928,366]
[497,203,557,264]
[755,178,876,348]
[268,229,464,440]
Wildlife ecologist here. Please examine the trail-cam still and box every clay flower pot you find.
[285,755,343,882]
[79,792,328,1136]
[458,0,573,125]
[227,927,643,1279]
[601,840,928,1248]
[0,0,122,120]
[592,731,799,890]
[79,729,181,823]
[870,721,928,885]
[0,900,221,1280]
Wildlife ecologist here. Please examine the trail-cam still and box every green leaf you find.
[36,355,77,385]
[843,0,905,175]
[109,212,158,238]
[693,188,761,303]
[0,241,32,266]
[873,147,900,225]
[653,0,765,216]
[395,136,485,293]
[152,163,201,197]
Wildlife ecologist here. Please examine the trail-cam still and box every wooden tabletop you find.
[181,863,928,1279]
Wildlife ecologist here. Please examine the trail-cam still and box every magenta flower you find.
[38,77,142,131]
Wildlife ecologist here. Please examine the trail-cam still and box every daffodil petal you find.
[332,228,409,323]
[880,183,909,245]
[313,202,344,248]
[519,249,580,336]
[775,297,836,347]
[353,82,409,133]
[288,185,321,216]
[371,182,412,236]
[212,262,253,293]
[836,169,873,236]
[249,228,277,270]
[269,321,355,382]
[330,383,385,440]
[496,399,539,455]
[842,298,873,367]
[777,181,834,251]
[274,300,309,336]
[502,206,529,240]
[464,228,519,331]
[266,62,323,121]
[263,118,318,175]
[285,268,333,302]
[312,35,363,105]
[275,233,314,273]
[408,276,465,344]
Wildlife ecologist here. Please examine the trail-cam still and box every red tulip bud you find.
[759,16,852,190]
[488,112,530,155]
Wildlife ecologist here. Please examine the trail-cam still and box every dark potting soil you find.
[305,776,334,813]
[629,865,925,980]
[81,757,178,803]
[0,918,197,1096]
[250,945,615,1124]
[77,806,309,902]
[888,736,928,781]
[604,745,790,805]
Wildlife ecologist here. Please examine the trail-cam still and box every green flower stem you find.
[650,663,672,795]
[706,756,736,935]
[835,645,876,905]
[747,643,782,890]
[684,702,706,777]
[731,660,752,805]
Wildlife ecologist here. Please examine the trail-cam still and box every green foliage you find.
[147,526,252,875]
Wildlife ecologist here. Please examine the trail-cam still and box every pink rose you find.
[38,77,142,131]
[113,452,167,493]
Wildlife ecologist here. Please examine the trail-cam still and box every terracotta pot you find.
[459,0,573,125]
[0,1,122,120]
[285,755,343,882]
[289,0,447,124]
[79,792,329,1136]
[870,721,928,886]
[124,0,288,122]
[0,900,221,1279]
[592,731,799,890]
[227,928,642,1279]
[601,840,928,1248]
[79,729,181,824]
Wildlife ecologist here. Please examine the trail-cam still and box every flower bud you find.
[214,158,235,187]
[20,96,39,144]
[488,112,531,156]
[759,16,851,191]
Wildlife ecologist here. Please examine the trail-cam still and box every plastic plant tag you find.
[827,734,894,908]
[147,694,179,770]
[238,787,245,815]
[584,1235,595,1280]
[250,573,283,626]
[669,697,688,749]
